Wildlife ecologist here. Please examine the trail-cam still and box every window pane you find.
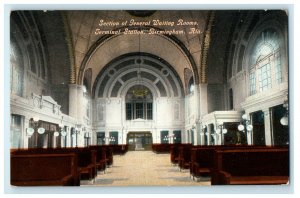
[135,103,144,119]
[258,63,271,91]
[96,132,105,145]
[275,53,282,84]
[126,103,132,120]
[109,131,118,145]
[161,131,169,143]
[146,103,153,120]
[250,71,256,95]
[249,29,283,95]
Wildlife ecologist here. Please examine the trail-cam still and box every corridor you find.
[81,151,211,186]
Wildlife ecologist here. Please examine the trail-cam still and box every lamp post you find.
[58,124,67,148]
[280,97,289,126]
[27,117,46,148]
[27,117,39,136]
[103,136,115,145]
[216,122,227,145]
[84,132,91,147]
[238,114,253,144]
[163,134,176,144]
[72,124,81,147]
[210,133,217,145]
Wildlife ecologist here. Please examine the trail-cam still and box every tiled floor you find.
[81,151,211,186]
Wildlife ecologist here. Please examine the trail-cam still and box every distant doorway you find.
[127,132,152,151]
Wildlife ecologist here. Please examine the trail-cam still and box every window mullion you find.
[270,55,276,88]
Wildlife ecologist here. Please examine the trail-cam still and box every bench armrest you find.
[61,175,75,185]
[211,170,232,185]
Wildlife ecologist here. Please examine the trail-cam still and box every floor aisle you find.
[81,151,211,186]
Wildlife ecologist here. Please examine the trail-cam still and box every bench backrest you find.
[214,148,289,176]
[11,153,77,182]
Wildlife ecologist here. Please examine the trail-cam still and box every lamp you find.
[280,96,288,126]
[71,124,81,147]
[103,136,116,145]
[163,134,176,144]
[238,113,253,144]
[84,132,91,147]
[27,117,45,135]
[54,123,64,137]
[216,122,227,145]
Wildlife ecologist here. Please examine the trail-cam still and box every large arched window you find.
[249,29,282,95]
[125,85,153,120]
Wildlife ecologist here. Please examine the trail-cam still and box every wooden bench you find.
[190,145,285,180]
[152,144,172,153]
[11,153,79,186]
[178,144,193,170]
[11,147,97,181]
[89,146,107,172]
[211,148,289,185]
[112,144,128,155]
[103,145,113,166]
[190,146,215,178]
[74,148,97,180]
[170,144,181,164]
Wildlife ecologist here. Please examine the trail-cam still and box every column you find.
[66,127,71,147]
[200,132,205,145]
[198,84,208,116]
[263,109,272,146]
[244,112,253,145]
[69,84,78,119]
[207,125,211,145]
[194,85,200,146]
[23,116,30,148]
[77,85,85,124]
[195,127,200,145]
[53,135,56,148]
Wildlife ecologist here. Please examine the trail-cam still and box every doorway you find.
[127,132,152,151]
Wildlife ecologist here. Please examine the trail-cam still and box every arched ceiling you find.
[66,10,210,87]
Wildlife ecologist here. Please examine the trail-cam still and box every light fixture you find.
[163,134,176,143]
[37,127,45,134]
[28,116,45,135]
[61,131,67,136]
[72,124,81,147]
[238,113,253,144]
[280,96,288,126]
[26,128,34,136]
[216,122,227,145]
[54,131,60,137]
[103,136,116,145]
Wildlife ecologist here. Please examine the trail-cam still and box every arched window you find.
[125,85,153,120]
[249,29,282,95]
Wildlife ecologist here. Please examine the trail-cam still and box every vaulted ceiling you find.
[66,10,211,88]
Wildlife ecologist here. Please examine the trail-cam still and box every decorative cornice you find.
[241,87,288,113]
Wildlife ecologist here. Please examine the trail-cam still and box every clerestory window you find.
[125,85,153,120]
[249,29,283,95]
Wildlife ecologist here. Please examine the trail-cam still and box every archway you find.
[127,132,152,151]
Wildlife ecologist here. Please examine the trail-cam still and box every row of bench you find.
[152,144,173,153]
[10,145,128,186]
[168,144,289,185]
